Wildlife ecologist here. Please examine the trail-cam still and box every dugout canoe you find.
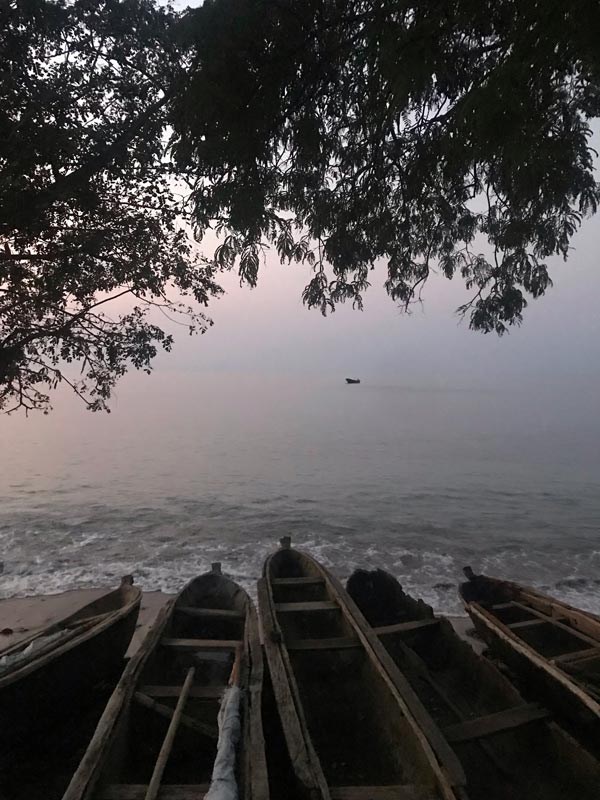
[0,576,141,760]
[258,537,467,800]
[63,565,268,800]
[347,567,600,800]
[459,567,600,756]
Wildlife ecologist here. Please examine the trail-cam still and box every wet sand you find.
[0,585,485,656]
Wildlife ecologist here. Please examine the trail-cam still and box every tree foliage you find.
[2,0,600,414]
[0,0,220,413]
[171,0,600,332]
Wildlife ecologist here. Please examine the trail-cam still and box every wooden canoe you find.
[258,538,467,800]
[63,566,268,800]
[459,567,600,756]
[0,577,141,759]
[347,567,600,800]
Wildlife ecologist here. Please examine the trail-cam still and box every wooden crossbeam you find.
[373,619,439,636]
[160,638,241,650]
[287,636,360,651]
[552,647,600,664]
[140,685,225,699]
[271,576,325,586]
[101,786,209,800]
[509,602,599,648]
[134,692,218,740]
[443,703,550,743]
[175,606,243,620]
[507,618,547,630]
[330,785,436,800]
[274,600,339,612]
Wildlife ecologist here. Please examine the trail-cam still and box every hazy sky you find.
[147,211,599,394]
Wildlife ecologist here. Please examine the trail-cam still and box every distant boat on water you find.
[345,377,361,384]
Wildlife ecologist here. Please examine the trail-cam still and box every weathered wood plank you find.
[552,647,600,664]
[271,576,325,586]
[160,638,241,650]
[139,685,225,699]
[274,600,339,612]
[256,577,330,798]
[287,636,360,650]
[507,618,547,630]
[329,785,436,800]
[373,619,439,636]
[175,606,243,620]
[520,590,600,641]
[509,602,599,647]
[443,703,550,743]
[100,786,209,800]
[134,691,218,740]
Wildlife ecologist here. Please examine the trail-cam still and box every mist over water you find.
[1,372,599,615]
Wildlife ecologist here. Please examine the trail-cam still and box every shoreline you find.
[0,585,485,657]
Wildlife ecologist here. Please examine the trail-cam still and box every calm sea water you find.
[1,372,599,615]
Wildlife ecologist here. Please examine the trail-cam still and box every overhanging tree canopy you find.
[2,0,600,414]
[171,0,600,329]
[0,0,220,413]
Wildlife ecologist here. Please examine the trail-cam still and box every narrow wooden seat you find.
[274,600,338,612]
[443,703,550,743]
[101,785,209,799]
[271,576,325,586]
[374,619,439,636]
[552,647,600,664]
[330,785,436,799]
[507,602,600,647]
[507,618,547,630]
[287,636,360,651]
[139,685,225,699]
[160,638,241,650]
[175,606,243,620]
